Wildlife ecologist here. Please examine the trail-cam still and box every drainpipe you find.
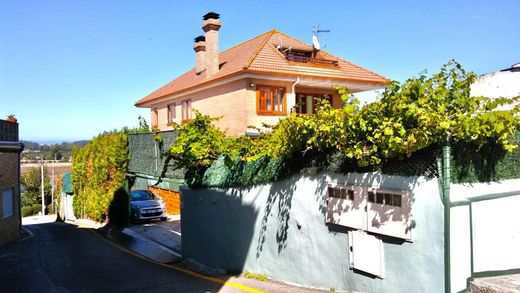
[441,138,451,293]
[289,77,300,113]
[17,143,24,237]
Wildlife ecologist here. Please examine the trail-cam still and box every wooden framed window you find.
[256,86,286,115]
[181,99,192,122]
[296,94,332,114]
[167,102,176,124]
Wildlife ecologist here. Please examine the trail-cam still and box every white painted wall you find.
[450,179,520,293]
[471,70,520,99]
[450,205,471,293]
[472,195,520,272]
[181,172,445,293]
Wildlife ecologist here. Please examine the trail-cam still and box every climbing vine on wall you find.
[169,61,520,185]
[71,131,129,221]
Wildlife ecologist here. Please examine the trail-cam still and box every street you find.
[0,220,231,293]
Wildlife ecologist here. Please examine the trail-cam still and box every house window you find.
[168,102,176,124]
[2,188,14,218]
[296,94,332,114]
[182,99,192,122]
[257,86,286,115]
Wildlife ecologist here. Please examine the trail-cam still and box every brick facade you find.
[0,120,22,247]
[151,78,343,136]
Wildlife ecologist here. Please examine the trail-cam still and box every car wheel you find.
[160,217,167,222]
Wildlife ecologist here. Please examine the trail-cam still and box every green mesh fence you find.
[127,131,184,179]
[186,147,441,188]
[128,131,520,188]
[450,132,520,183]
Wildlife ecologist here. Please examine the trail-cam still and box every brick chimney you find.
[201,12,221,77]
[193,35,206,74]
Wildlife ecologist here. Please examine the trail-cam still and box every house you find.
[135,12,388,135]
[0,118,24,246]
[471,62,520,99]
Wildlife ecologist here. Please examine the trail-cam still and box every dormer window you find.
[285,50,313,63]
[278,47,339,66]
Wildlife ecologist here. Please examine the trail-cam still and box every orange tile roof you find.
[135,30,388,107]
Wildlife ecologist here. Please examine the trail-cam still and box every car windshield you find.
[131,190,157,201]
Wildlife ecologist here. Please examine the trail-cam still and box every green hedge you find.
[451,132,520,183]
[71,131,128,222]
[21,204,42,217]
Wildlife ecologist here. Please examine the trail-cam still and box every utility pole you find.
[51,153,55,214]
[40,156,45,216]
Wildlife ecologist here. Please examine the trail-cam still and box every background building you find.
[0,118,24,246]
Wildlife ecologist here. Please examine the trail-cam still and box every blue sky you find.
[1,0,519,143]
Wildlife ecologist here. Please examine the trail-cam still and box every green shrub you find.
[21,206,33,217]
[72,131,129,222]
[32,204,42,215]
[21,204,43,217]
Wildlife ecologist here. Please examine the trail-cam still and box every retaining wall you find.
[181,171,444,292]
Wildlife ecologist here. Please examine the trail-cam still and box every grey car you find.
[130,190,167,222]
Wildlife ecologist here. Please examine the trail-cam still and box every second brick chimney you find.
[201,12,221,77]
[193,35,206,74]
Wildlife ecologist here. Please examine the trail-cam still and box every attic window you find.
[278,47,339,66]
[285,49,313,63]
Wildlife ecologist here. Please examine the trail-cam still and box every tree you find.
[21,167,51,208]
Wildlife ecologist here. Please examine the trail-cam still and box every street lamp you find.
[36,156,45,216]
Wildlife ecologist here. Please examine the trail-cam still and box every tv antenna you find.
[312,25,330,52]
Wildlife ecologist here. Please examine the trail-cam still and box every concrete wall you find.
[181,171,444,292]
[450,179,520,292]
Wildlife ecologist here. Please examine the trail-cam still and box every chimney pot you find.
[203,12,220,20]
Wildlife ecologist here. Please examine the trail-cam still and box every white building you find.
[471,63,520,99]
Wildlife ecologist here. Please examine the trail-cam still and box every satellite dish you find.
[312,35,321,51]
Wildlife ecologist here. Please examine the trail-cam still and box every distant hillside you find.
[21,140,90,161]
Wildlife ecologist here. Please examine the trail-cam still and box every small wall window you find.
[328,185,354,201]
[182,99,192,122]
[326,183,412,240]
[2,188,14,218]
[257,86,286,115]
[168,102,176,124]
[368,191,402,207]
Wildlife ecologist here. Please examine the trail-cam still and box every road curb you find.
[88,229,266,293]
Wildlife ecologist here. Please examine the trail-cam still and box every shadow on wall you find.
[256,175,299,257]
[181,187,259,273]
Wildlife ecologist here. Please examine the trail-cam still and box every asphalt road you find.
[0,221,233,293]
